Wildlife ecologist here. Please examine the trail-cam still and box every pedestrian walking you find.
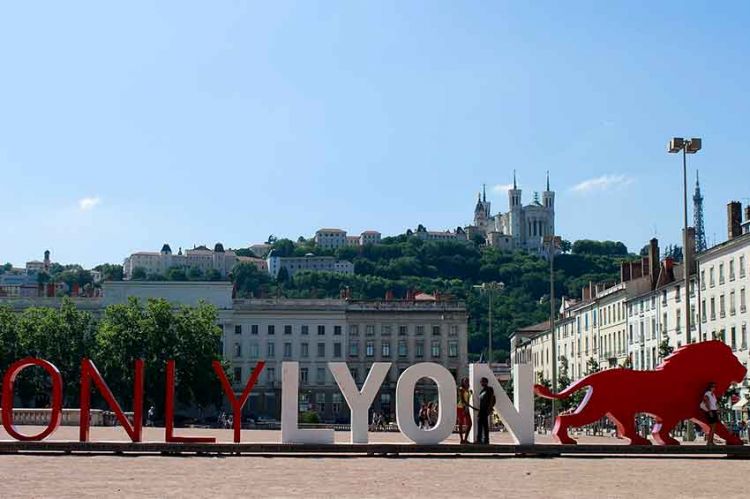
[477,377,495,444]
[700,381,719,445]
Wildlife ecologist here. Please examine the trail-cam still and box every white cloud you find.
[571,174,633,194]
[491,183,514,194]
[78,196,101,211]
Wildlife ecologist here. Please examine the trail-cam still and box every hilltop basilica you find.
[465,172,555,254]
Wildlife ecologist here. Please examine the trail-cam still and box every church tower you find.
[542,171,555,236]
[508,170,523,241]
[473,184,491,231]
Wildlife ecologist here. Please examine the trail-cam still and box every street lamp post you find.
[474,281,504,369]
[668,137,702,345]
[544,235,561,426]
[668,137,701,441]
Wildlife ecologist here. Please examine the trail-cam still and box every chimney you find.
[745,206,750,225]
[620,261,631,282]
[648,238,660,289]
[641,257,650,276]
[728,201,742,239]
[631,260,643,279]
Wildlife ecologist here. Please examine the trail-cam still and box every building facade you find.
[123,243,239,279]
[314,229,382,250]
[266,254,354,278]
[466,173,555,254]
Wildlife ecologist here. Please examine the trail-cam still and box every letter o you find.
[2,358,63,441]
[395,363,457,444]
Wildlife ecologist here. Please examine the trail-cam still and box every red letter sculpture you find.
[2,358,63,441]
[534,340,746,445]
[213,360,265,443]
[79,358,144,442]
[164,360,215,443]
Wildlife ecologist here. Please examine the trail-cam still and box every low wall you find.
[0,409,134,426]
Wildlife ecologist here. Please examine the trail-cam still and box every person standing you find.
[700,381,719,445]
[456,378,474,444]
[477,377,495,445]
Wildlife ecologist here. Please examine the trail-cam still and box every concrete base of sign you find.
[0,440,747,458]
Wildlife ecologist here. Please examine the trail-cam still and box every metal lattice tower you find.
[693,170,707,252]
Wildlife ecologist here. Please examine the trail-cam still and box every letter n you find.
[79,358,144,442]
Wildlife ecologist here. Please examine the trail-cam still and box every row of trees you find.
[0,299,223,414]
[130,265,223,282]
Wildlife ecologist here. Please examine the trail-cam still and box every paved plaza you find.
[0,426,748,498]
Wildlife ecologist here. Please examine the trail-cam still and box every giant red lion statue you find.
[534,340,746,445]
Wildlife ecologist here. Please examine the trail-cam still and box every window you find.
[349,367,358,383]
[701,299,707,322]
[334,342,342,358]
[301,342,309,358]
[449,325,458,337]
[349,325,358,336]
[742,288,747,313]
[266,367,275,384]
[234,343,242,358]
[416,325,424,336]
[730,259,736,281]
[317,342,326,357]
[731,327,737,351]
[676,310,681,332]
[675,285,681,303]
[399,325,408,336]
[365,341,374,357]
[233,367,242,384]
[316,367,325,385]
[234,325,242,335]
[710,267,715,287]
[365,325,375,336]
[743,324,748,350]
[284,325,292,335]
[701,270,706,290]
[382,325,392,336]
[332,393,342,414]
[651,318,656,339]
[249,342,259,358]
[349,342,359,357]
[448,341,458,358]
[720,263,725,284]
[431,341,441,358]
[415,341,424,358]
[301,325,309,335]
[730,291,737,315]
[398,340,408,357]
[432,325,441,336]
[300,367,308,384]
[707,295,715,321]
[267,342,275,358]
[251,324,259,335]
[381,342,391,357]
[740,256,746,278]
[284,342,292,358]
[317,325,326,336]
[720,295,726,318]
[334,325,342,336]
[268,325,275,335]
[316,392,326,412]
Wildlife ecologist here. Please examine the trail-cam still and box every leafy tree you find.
[572,240,628,257]
[664,244,683,262]
[271,239,295,257]
[658,339,674,363]
[186,267,204,281]
[559,240,572,253]
[0,263,12,274]
[205,268,222,281]
[231,262,273,298]
[94,263,124,281]
[94,298,223,416]
[234,248,256,257]
[131,267,147,280]
[276,266,290,283]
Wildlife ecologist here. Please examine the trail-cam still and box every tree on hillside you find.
[231,262,273,298]
[94,263,124,281]
[271,239,295,257]
[572,240,628,257]
[234,248,256,257]
[664,244,683,262]
[131,267,147,280]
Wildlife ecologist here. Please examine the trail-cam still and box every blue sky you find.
[2,1,749,268]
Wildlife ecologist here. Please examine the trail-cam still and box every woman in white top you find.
[700,382,719,445]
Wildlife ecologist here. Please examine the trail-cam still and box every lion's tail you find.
[533,378,590,400]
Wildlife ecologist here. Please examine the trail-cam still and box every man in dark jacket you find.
[477,377,495,444]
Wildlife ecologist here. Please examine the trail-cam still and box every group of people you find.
[417,401,439,429]
[456,377,496,444]
[217,411,234,429]
[371,412,388,431]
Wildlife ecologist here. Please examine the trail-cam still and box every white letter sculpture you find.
[281,362,334,444]
[469,361,534,445]
[395,363,457,444]
[329,362,390,444]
